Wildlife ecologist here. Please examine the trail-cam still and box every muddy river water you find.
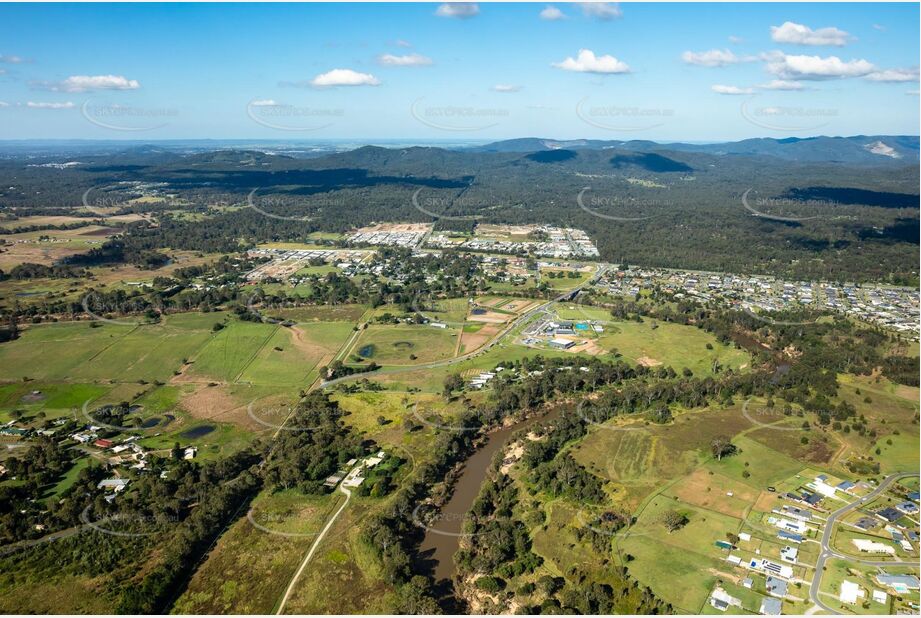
[418,407,563,584]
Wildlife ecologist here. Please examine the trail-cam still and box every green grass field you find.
[174,489,343,614]
[348,324,459,366]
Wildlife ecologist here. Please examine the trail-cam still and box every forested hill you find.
[0,137,917,283]
[470,135,920,166]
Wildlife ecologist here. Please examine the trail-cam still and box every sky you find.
[0,2,918,141]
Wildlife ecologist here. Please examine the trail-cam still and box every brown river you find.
[417,407,563,585]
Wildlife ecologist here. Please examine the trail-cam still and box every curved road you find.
[809,472,919,614]
[275,265,607,610]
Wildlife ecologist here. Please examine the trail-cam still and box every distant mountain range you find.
[1,135,918,167]
[469,136,920,166]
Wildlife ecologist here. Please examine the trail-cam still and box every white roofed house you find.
[97,478,129,492]
[839,580,865,605]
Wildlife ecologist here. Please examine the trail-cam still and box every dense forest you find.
[0,138,917,283]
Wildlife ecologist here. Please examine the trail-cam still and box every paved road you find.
[0,525,85,557]
[274,264,609,610]
[319,264,609,390]
[808,472,919,614]
[275,483,352,615]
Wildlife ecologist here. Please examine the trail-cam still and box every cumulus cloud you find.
[26,101,76,109]
[539,5,566,20]
[309,68,380,87]
[765,53,875,80]
[682,49,751,67]
[553,49,630,74]
[577,2,621,20]
[36,74,141,92]
[770,21,852,46]
[864,67,919,83]
[0,55,24,64]
[757,79,805,90]
[435,3,479,18]
[728,35,744,44]
[378,53,433,66]
[711,84,754,95]
[492,84,521,92]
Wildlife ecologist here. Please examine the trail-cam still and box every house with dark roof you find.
[876,507,903,523]
[836,480,856,493]
[854,516,879,531]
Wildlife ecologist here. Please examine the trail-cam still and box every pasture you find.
[174,489,343,614]
[348,324,459,366]
[596,319,751,375]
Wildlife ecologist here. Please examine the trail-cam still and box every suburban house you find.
[709,588,741,612]
[765,576,788,598]
[840,580,865,605]
[875,574,921,594]
[876,507,903,523]
[779,546,798,563]
[97,478,129,492]
[759,597,782,615]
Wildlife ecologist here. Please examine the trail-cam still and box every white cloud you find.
[682,49,750,67]
[711,84,754,95]
[770,21,852,46]
[395,39,412,48]
[758,79,805,90]
[864,67,919,83]
[492,84,521,92]
[310,68,380,87]
[728,35,744,44]
[577,2,621,20]
[26,101,76,109]
[250,99,279,107]
[765,53,875,80]
[38,74,141,93]
[435,3,479,18]
[872,24,886,32]
[0,55,24,64]
[539,5,566,20]
[553,49,630,74]
[0,101,8,107]
[907,89,919,96]
[378,53,433,67]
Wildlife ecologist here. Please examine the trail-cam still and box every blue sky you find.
[0,2,918,141]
